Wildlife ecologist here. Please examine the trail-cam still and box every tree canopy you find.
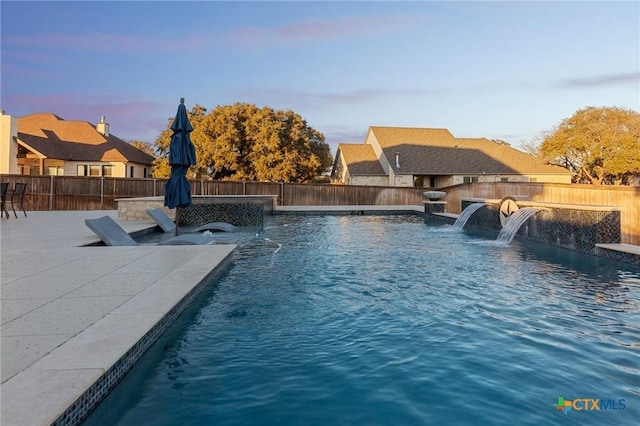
[540,106,640,185]
[128,140,155,156]
[153,103,332,182]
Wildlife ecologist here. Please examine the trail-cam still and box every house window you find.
[529,178,537,182]
[77,165,88,176]
[463,176,479,184]
[143,167,148,178]
[130,166,134,178]
[29,166,40,175]
[45,166,64,176]
[102,165,113,177]
[501,177,509,182]
[89,165,101,176]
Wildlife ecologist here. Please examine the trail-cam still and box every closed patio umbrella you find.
[164,98,197,234]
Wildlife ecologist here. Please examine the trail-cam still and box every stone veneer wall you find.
[460,200,621,255]
[117,198,170,221]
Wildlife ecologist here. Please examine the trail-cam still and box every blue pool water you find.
[84,215,640,425]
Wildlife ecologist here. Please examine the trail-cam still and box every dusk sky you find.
[2,1,638,155]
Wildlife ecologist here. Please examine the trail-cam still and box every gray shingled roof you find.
[368,126,571,175]
[16,113,155,165]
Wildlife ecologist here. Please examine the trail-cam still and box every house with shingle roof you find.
[330,126,572,187]
[0,111,154,178]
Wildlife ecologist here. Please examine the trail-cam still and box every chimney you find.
[96,116,109,137]
[0,110,20,174]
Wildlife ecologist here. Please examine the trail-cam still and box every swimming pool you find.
[83,215,639,425]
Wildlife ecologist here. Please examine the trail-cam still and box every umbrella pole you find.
[175,207,179,236]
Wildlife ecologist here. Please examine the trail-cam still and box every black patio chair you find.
[0,182,9,219]
[11,182,27,218]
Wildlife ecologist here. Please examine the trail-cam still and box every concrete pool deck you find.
[0,211,235,425]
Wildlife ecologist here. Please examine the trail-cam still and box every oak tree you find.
[154,102,332,182]
[128,140,155,156]
[540,106,640,185]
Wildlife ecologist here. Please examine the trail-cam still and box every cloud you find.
[322,126,368,144]
[2,85,432,143]
[313,88,438,103]
[227,87,438,109]
[5,32,206,53]
[555,72,640,89]
[3,93,168,142]
[319,124,368,150]
[0,62,59,80]
[5,14,420,54]
[229,14,418,46]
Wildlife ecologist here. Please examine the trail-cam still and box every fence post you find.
[153,179,156,196]
[49,175,54,210]
[100,177,104,209]
[280,182,284,206]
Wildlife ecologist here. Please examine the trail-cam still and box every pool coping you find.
[275,205,425,215]
[50,251,234,425]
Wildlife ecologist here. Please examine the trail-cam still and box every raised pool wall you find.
[463,199,621,253]
[117,195,277,226]
[427,197,634,260]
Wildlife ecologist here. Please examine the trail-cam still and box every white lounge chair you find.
[85,215,215,246]
[146,208,237,233]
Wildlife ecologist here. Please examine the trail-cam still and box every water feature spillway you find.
[496,207,546,244]
[452,202,487,231]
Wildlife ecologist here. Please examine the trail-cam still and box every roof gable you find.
[370,126,456,147]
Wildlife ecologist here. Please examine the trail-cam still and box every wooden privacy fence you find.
[0,175,427,210]
[1,175,638,244]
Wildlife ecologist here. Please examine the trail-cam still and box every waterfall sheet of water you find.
[496,207,546,244]
[453,203,488,231]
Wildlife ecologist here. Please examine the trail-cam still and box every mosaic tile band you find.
[177,202,265,227]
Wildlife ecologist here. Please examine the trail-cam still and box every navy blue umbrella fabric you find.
[164,99,197,209]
